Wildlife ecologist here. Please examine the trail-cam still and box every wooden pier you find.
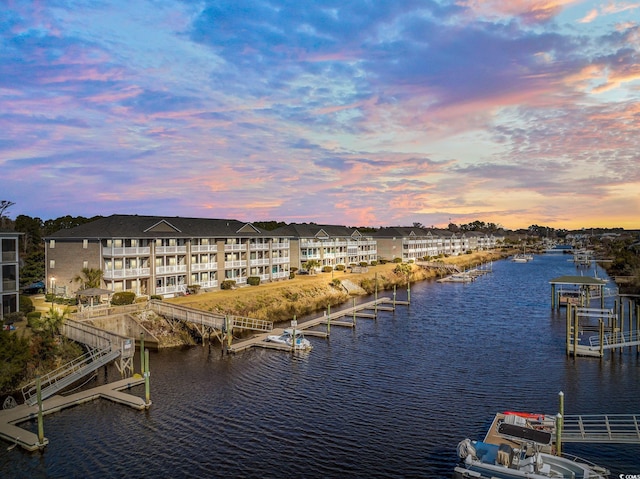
[227,297,408,354]
[0,377,147,452]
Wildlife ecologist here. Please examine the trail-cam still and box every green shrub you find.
[221,280,236,290]
[187,284,201,294]
[393,257,403,263]
[150,295,163,300]
[26,311,41,328]
[322,266,333,273]
[247,276,261,286]
[370,261,377,266]
[111,291,136,306]
[20,295,35,314]
[359,261,368,267]
[335,264,345,271]
[331,278,342,287]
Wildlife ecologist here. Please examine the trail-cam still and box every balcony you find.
[224,244,246,252]
[156,265,187,275]
[249,258,270,266]
[103,246,151,257]
[2,252,17,262]
[2,279,17,292]
[271,241,289,249]
[224,260,247,268]
[195,280,218,289]
[191,262,217,272]
[272,256,289,264]
[104,268,151,279]
[156,246,187,254]
[271,271,289,279]
[191,244,218,253]
[249,243,269,251]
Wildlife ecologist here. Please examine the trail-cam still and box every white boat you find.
[455,415,609,479]
[266,328,312,350]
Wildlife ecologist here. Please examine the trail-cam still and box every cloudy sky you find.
[1,1,639,229]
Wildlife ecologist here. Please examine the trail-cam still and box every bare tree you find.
[0,200,15,229]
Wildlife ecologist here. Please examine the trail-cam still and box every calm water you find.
[2,254,640,478]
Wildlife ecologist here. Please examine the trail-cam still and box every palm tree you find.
[72,267,104,289]
[304,259,321,274]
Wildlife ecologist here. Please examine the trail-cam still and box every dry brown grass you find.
[167,250,510,322]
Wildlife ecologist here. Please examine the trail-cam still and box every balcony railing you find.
[271,242,289,249]
[156,265,187,275]
[191,245,218,253]
[2,280,17,292]
[2,252,17,262]
[249,258,270,266]
[103,268,151,279]
[156,246,187,254]
[272,256,289,264]
[195,280,218,289]
[271,271,289,279]
[249,243,269,251]
[191,262,217,272]
[224,244,246,252]
[103,246,150,257]
[224,260,247,268]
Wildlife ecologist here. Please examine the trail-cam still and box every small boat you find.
[455,414,609,479]
[266,328,312,350]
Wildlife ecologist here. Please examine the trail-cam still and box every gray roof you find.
[271,223,360,239]
[45,214,273,239]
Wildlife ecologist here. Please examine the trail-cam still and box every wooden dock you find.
[227,297,407,353]
[0,377,147,452]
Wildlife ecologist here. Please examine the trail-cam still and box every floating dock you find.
[0,377,147,452]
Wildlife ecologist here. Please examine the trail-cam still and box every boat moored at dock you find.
[266,328,312,350]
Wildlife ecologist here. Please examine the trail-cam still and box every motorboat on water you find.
[455,413,610,479]
[266,328,312,350]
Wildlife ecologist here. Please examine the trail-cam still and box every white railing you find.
[191,262,217,271]
[224,260,247,268]
[224,244,246,252]
[191,245,218,253]
[272,256,290,264]
[249,243,269,250]
[272,271,289,279]
[249,258,270,266]
[271,242,289,249]
[196,280,218,289]
[104,246,150,256]
[155,284,186,295]
[104,267,151,279]
[156,246,187,254]
[156,265,187,274]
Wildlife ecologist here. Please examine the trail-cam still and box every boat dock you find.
[0,377,147,451]
[227,297,407,353]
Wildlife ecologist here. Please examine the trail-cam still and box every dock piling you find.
[36,377,44,447]
[144,349,150,406]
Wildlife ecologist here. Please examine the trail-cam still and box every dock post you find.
[599,319,604,358]
[393,285,396,307]
[565,303,571,356]
[573,306,578,358]
[556,392,564,456]
[551,283,556,310]
[374,273,378,317]
[407,273,411,305]
[636,303,639,354]
[326,307,331,335]
[140,332,145,375]
[352,298,356,326]
[144,349,151,406]
[36,376,45,447]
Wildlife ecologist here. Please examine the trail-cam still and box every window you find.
[83,260,89,269]
[49,239,55,249]
[49,260,55,269]
[83,239,88,249]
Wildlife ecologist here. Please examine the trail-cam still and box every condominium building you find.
[374,227,502,262]
[272,223,378,271]
[1,231,21,320]
[44,215,291,298]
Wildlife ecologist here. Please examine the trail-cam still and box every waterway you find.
[2,253,639,478]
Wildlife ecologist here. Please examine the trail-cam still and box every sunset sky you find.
[1,1,639,230]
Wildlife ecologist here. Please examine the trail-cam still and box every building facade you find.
[1,232,21,320]
[45,215,291,298]
[269,223,378,272]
